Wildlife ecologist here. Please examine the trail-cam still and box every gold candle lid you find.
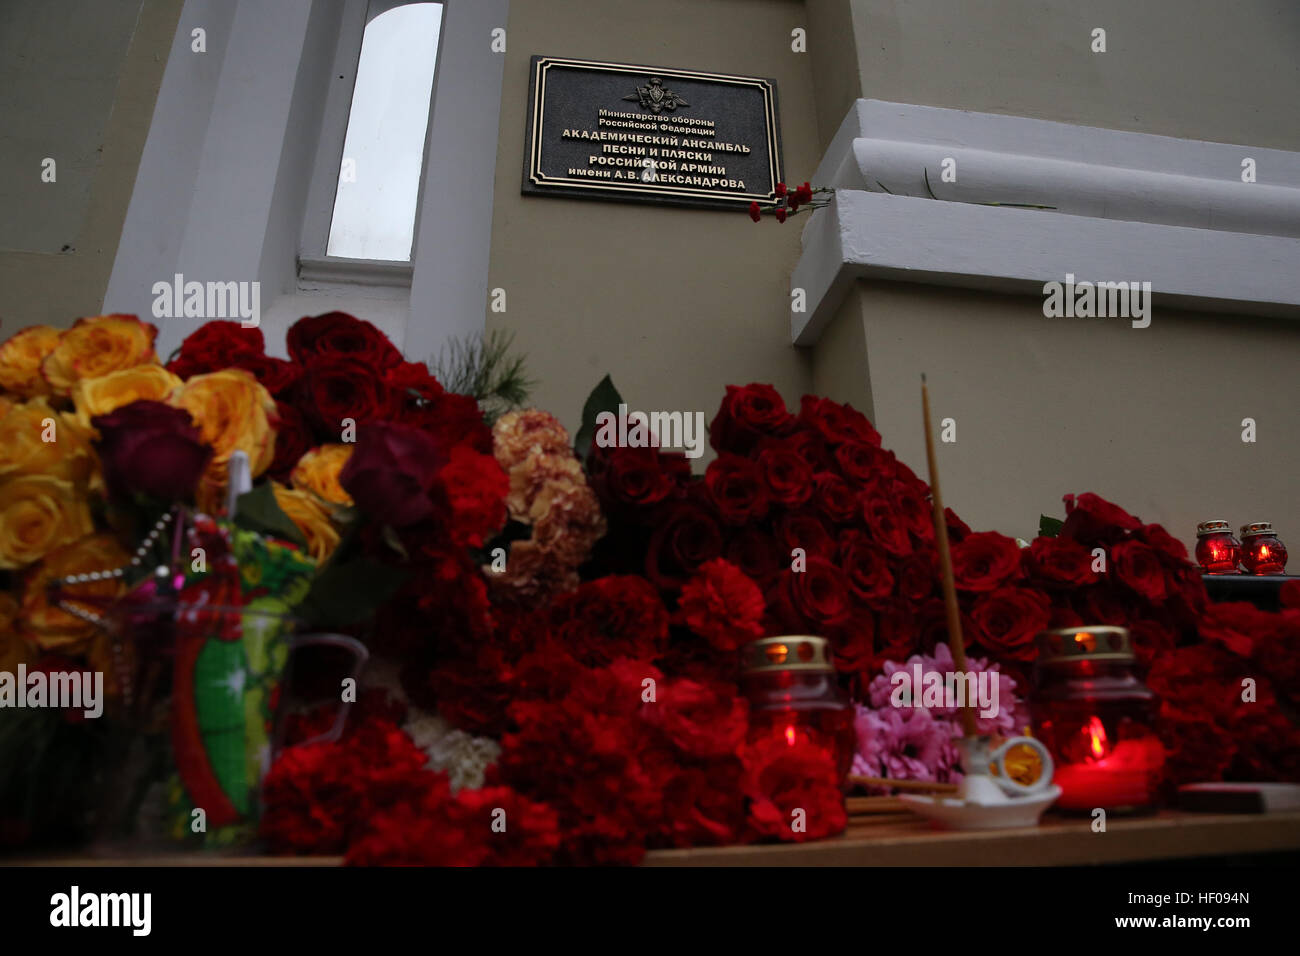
[1240,521,1275,538]
[1196,520,1233,536]
[1036,625,1133,664]
[741,635,833,673]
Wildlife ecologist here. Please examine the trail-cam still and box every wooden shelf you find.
[9,810,1298,867]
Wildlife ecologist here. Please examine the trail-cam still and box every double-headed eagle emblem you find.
[623,76,689,114]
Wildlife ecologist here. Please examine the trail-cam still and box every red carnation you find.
[439,445,508,548]
[748,201,762,222]
[648,678,749,758]
[551,576,670,665]
[678,559,766,652]
[950,531,1021,592]
[741,735,847,842]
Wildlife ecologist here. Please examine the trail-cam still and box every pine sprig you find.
[430,329,534,424]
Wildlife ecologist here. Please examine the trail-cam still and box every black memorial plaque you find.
[523,56,783,209]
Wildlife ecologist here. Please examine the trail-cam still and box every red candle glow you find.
[1194,520,1241,574]
[1240,522,1288,575]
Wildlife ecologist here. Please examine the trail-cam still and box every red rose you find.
[834,440,893,485]
[296,357,398,440]
[968,587,1050,661]
[775,511,836,560]
[797,395,881,446]
[1128,618,1176,670]
[875,604,921,665]
[1060,492,1141,543]
[590,445,688,512]
[237,354,301,397]
[725,528,784,581]
[704,453,769,525]
[756,444,814,507]
[677,559,765,652]
[741,735,847,842]
[708,384,795,454]
[339,422,446,527]
[1073,585,1133,627]
[166,320,264,379]
[385,360,446,401]
[267,401,313,481]
[1111,540,1168,603]
[890,479,934,542]
[860,495,912,558]
[1022,536,1098,588]
[92,400,212,503]
[1135,523,1190,565]
[813,472,858,525]
[893,551,937,604]
[1281,579,1300,609]
[944,507,973,542]
[766,557,852,632]
[439,445,508,548]
[645,502,724,591]
[402,390,493,454]
[839,530,894,606]
[950,531,1021,591]
[781,429,834,471]
[287,311,402,369]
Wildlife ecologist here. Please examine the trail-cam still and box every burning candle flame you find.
[1088,716,1108,760]
[784,724,797,747]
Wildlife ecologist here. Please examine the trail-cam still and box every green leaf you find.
[573,374,623,462]
[297,558,408,629]
[233,483,307,549]
[1038,514,1064,538]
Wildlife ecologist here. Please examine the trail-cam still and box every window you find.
[326,2,443,261]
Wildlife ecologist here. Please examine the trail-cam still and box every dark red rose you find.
[267,401,313,482]
[1135,523,1190,566]
[287,311,402,369]
[677,559,765,652]
[766,557,852,632]
[401,390,492,454]
[1281,579,1300,609]
[1060,492,1141,543]
[797,395,881,447]
[741,735,847,842]
[590,445,688,512]
[874,604,920,665]
[839,530,894,606]
[944,507,972,542]
[1073,585,1133,627]
[950,531,1021,592]
[708,384,795,454]
[296,357,399,440]
[1199,601,1290,660]
[339,422,446,527]
[704,453,769,525]
[725,528,784,581]
[384,360,445,401]
[1128,618,1177,670]
[236,354,301,397]
[968,587,1051,661]
[1111,540,1168,603]
[92,400,212,503]
[813,472,859,525]
[860,495,912,557]
[780,429,834,471]
[834,441,892,485]
[756,444,814,507]
[1022,536,1099,588]
[645,502,724,591]
[165,320,264,379]
[893,551,937,604]
[775,511,836,560]
[890,479,934,542]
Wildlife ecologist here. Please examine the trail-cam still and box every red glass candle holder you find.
[1194,520,1241,574]
[1030,626,1165,814]
[1239,522,1287,575]
[740,636,855,787]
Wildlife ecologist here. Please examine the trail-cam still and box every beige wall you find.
[808,0,1300,152]
[0,0,181,332]
[835,280,1300,549]
[486,0,816,440]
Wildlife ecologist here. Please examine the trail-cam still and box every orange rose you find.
[41,314,159,396]
[0,325,61,398]
[272,483,340,563]
[290,444,354,506]
[20,533,128,654]
[72,364,182,433]
[168,369,277,510]
[0,474,94,570]
[0,398,97,485]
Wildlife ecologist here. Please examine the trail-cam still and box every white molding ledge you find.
[793,100,1300,345]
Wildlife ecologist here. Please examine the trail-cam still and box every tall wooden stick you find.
[921,375,978,738]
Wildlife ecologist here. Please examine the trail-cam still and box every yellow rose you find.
[272,483,339,564]
[0,398,97,484]
[169,369,277,510]
[71,364,182,433]
[20,533,128,654]
[0,474,94,570]
[0,325,61,398]
[41,314,160,396]
[290,444,354,506]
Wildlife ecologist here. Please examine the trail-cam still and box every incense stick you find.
[921,374,979,738]
[849,775,959,793]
